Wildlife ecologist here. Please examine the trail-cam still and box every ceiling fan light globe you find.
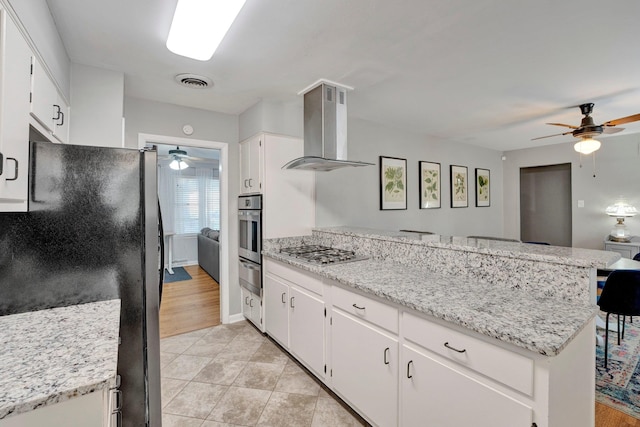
[169,159,189,170]
[573,138,601,155]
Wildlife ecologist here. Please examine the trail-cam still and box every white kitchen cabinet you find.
[331,310,398,427]
[401,344,532,427]
[604,236,640,259]
[241,287,262,328]
[0,7,31,211]
[29,56,69,144]
[239,133,315,238]
[263,259,325,378]
[0,387,112,427]
[289,286,325,377]
[264,273,289,347]
[239,134,260,194]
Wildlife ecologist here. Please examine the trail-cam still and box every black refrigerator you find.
[0,141,162,427]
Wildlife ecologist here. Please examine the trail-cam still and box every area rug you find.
[596,313,640,418]
[163,267,192,283]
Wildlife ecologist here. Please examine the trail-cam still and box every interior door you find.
[520,163,572,246]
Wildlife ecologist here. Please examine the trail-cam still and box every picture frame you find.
[450,165,468,208]
[475,168,490,207]
[419,161,441,209]
[380,156,407,210]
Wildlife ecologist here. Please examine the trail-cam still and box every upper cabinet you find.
[30,56,69,143]
[239,133,315,238]
[0,7,32,211]
[239,134,261,194]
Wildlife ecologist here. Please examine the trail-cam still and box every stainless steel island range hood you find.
[283,81,373,171]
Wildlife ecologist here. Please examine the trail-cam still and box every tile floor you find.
[160,321,369,427]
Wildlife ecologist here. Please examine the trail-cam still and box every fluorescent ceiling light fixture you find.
[573,138,601,155]
[166,0,247,61]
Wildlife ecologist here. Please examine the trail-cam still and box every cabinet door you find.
[289,286,324,377]
[30,56,58,132]
[239,136,261,194]
[331,310,398,427]
[0,9,31,210]
[401,345,532,427]
[241,288,252,320]
[249,292,262,328]
[264,274,289,347]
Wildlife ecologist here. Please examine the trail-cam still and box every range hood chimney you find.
[282,81,373,171]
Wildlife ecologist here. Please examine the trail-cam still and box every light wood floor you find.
[159,265,220,338]
[157,266,639,425]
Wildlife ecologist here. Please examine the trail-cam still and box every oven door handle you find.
[240,260,259,270]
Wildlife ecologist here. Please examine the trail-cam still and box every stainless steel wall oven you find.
[238,195,262,295]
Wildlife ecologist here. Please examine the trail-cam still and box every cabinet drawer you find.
[403,312,533,396]
[265,259,323,295]
[332,285,398,333]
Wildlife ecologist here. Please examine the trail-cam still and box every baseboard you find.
[227,313,246,324]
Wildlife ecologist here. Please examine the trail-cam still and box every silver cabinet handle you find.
[248,178,253,187]
[407,360,413,378]
[352,303,365,310]
[290,296,295,309]
[57,111,64,126]
[444,342,466,353]
[244,179,248,188]
[384,347,390,365]
[245,296,249,305]
[249,298,254,308]
[281,293,286,304]
[6,158,18,181]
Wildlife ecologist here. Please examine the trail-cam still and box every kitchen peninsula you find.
[261,227,618,427]
[0,299,121,426]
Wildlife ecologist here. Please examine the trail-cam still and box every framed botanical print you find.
[450,165,468,208]
[475,168,490,207]
[380,156,407,210]
[419,161,440,209]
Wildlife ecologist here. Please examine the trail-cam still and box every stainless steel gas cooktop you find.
[279,245,369,266]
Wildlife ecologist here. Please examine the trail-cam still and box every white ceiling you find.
[46,0,640,151]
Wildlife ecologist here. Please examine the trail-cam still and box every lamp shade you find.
[606,201,638,217]
[169,158,189,170]
[573,138,601,155]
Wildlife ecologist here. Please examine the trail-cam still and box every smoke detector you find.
[174,73,213,89]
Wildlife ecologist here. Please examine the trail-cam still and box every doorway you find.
[138,133,232,327]
[520,163,572,247]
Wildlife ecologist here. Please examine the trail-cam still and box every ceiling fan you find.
[164,146,190,170]
[532,103,640,154]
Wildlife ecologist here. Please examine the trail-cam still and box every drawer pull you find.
[444,342,466,353]
[352,303,365,310]
[249,298,254,308]
[245,296,249,305]
[290,296,295,309]
[383,347,390,365]
[407,360,413,378]
[281,292,286,304]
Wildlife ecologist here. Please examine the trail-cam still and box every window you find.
[159,165,220,235]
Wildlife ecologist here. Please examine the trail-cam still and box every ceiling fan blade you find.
[546,122,578,129]
[602,113,640,127]
[531,131,573,141]
[602,127,624,134]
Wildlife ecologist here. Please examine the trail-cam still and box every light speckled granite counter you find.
[263,227,609,356]
[0,299,120,419]
[315,226,619,268]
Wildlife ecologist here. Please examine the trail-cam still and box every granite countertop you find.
[316,226,619,268]
[263,250,597,356]
[0,299,121,419]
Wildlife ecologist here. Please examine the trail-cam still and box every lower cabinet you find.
[241,287,262,328]
[331,310,398,427]
[263,261,325,378]
[401,344,532,427]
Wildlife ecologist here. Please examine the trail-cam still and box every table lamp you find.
[606,200,638,242]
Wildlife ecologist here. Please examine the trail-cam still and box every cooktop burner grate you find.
[279,245,368,265]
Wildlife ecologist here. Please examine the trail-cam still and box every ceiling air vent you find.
[174,73,213,89]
